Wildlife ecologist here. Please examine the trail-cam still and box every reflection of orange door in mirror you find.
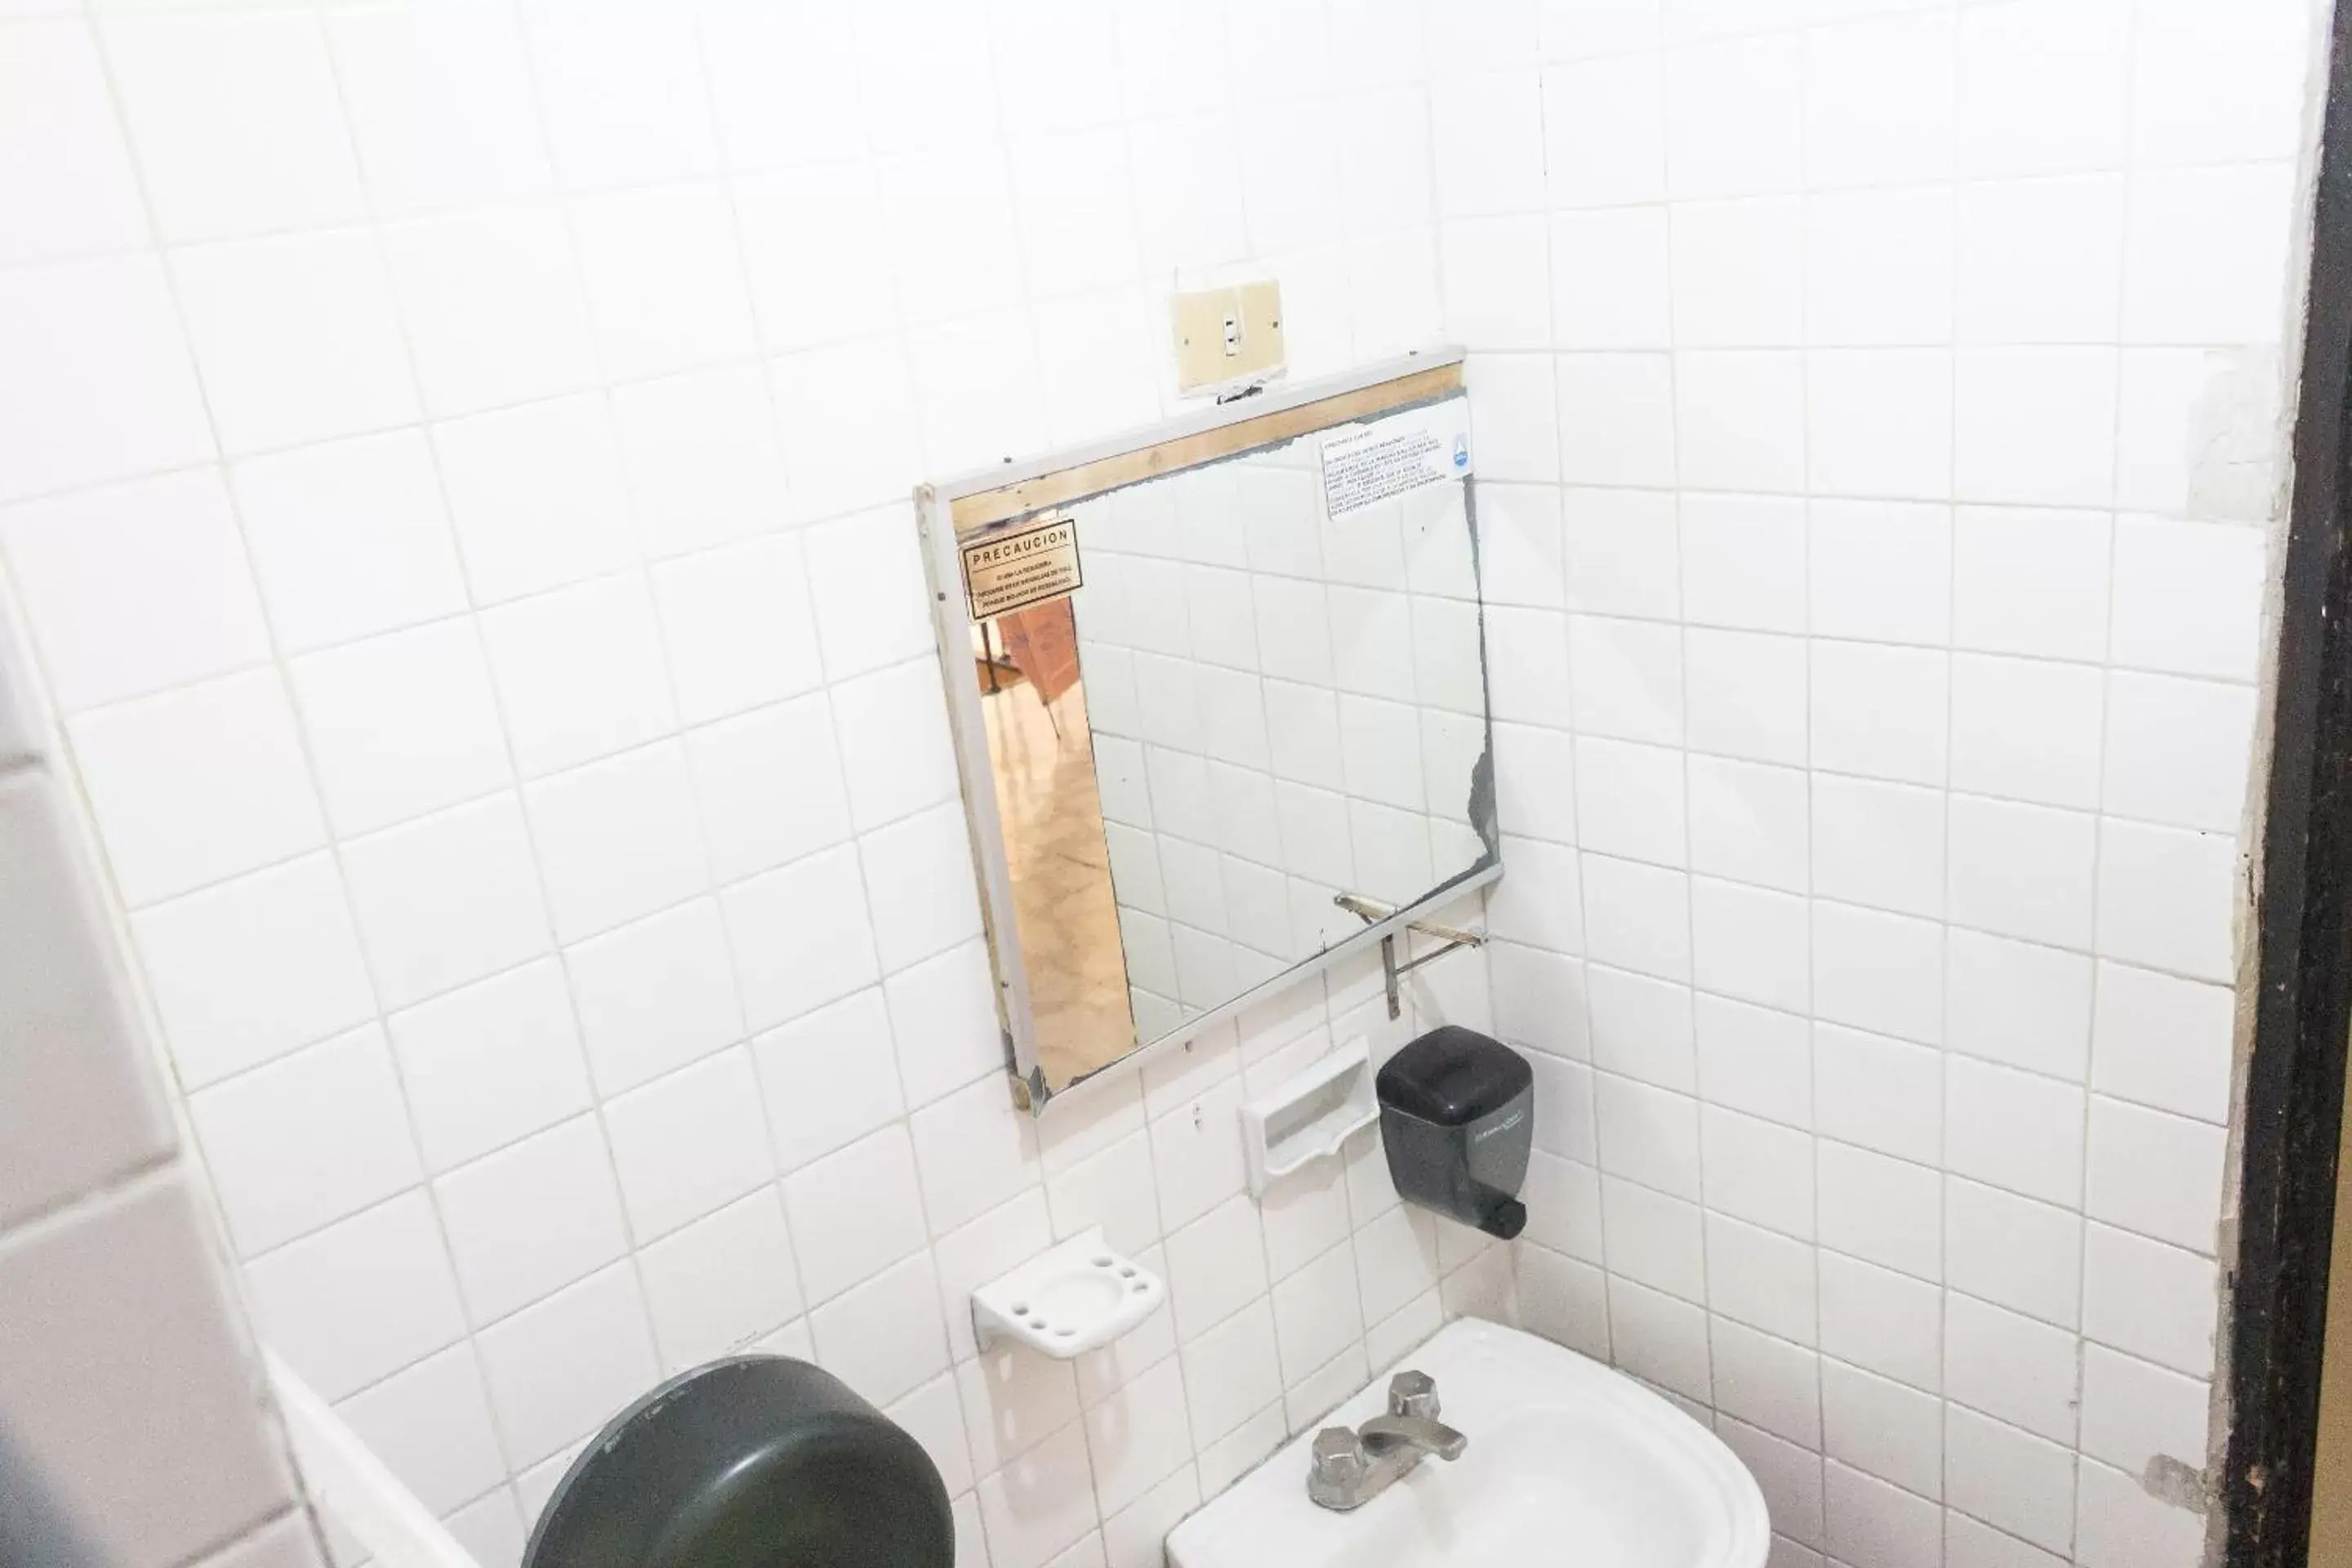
[975,633,1135,1091]
[998,600,1080,706]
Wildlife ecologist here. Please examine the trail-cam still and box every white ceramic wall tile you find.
[231,431,471,656]
[1822,1358,1939,1499]
[1944,1292,2080,1446]
[2,469,272,713]
[782,1125,930,1306]
[171,229,420,457]
[564,895,745,1097]
[524,742,711,944]
[800,508,934,679]
[389,960,592,1176]
[189,1024,422,1258]
[1818,1251,1939,1392]
[0,20,147,268]
[341,793,552,1010]
[832,658,960,832]
[861,801,987,973]
[2084,1097,2227,1255]
[1808,348,1955,501]
[479,571,679,779]
[2089,960,2234,1125]
[2076,1455,2203,1568]
[603,1047,775,1242]
[1806,185,1953,348]
[522,2,718,192]
[1951,506,2113,661]
[472,1261,659,1468]
[0,254,215,503]
[2109,517,2268,682]
[242,1190,467,1403]
[1949,654,2105,811]
[101,8,363,245]
[434,1115,630,1327]
[1676,352,1805,492]
[289,618,512,839]
[755,987,906,1173]
[1811,642,1948,786]
[1957,176,2125,347]
[324,0,552,219]
[335,1345,507,1517]
[567,181,758,382]
[1817,1139,1941,1284]
[1947,1178,2083,1330]
[433,395,633,604]
[608,372,783,564]
[810,1250,951,1409]
[1945,929,2094,1083]
[2095,817,2237,983]
[2078,1341,2209,1481]
[130,853,376,1090]
[384,209,595,422]
[69,667,326,906]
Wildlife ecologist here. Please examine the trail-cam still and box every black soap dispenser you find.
[1375,1026,1535,1240]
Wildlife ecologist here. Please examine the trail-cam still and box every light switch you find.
[1172,280,1285,394]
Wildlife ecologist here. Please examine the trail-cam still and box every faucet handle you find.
[1311,1427,1367,1487]
[1388,1370,1439,1420]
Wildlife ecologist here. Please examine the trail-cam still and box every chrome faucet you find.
[1305,1370,1468,1511]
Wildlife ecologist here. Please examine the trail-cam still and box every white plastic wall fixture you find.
[1241,1040,1379,1196]
[970,1228,1165,1358]
[267,1352,484,1568]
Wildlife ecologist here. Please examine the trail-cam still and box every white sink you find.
[1165,1318,1770,1568]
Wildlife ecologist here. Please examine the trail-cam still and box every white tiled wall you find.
[0,6,1494,1568]
[0,2,2321,1568]
[1433,2,2320,1567]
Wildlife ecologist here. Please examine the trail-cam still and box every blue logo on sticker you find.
[1452,434,1470,470]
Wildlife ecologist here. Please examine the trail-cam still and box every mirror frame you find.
[913,346,1500,1115]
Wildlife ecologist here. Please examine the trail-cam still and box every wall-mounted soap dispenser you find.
[1376,1026,1534,1240]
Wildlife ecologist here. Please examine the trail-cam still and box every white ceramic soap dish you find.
[971,1229,1165,1359]
[1240,1040,1379,1195]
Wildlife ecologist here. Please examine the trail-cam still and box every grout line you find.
[2065,0,2152,1521]
[1786,24,1833,1505]
[0,1153,182,1256]
[162,1503,320,1568]
[1935,35,1965,1552]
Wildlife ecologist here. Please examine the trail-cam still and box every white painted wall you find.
[0,2,2324,1568]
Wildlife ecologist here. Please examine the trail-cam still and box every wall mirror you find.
[915,350,1501,1111]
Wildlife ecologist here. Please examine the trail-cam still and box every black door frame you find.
[2225,5,2352,1563]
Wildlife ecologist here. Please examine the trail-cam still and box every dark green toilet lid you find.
[521,1356,954,1568]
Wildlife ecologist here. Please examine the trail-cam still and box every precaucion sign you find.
[1320,407,1470,519]
[960,514,1083,621]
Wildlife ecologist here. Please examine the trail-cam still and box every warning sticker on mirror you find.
[1320,408,1471,519]
[961,514,1083,621]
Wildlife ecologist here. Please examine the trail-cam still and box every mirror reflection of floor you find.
[979,676,1136,1087]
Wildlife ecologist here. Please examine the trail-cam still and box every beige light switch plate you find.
[1171,280,1285,394]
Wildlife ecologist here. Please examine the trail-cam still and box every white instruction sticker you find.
[1319,406,1471,519]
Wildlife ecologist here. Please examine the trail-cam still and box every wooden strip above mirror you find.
[947,360,1465,534]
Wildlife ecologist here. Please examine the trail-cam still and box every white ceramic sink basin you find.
[1165,1318,1770,1568]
